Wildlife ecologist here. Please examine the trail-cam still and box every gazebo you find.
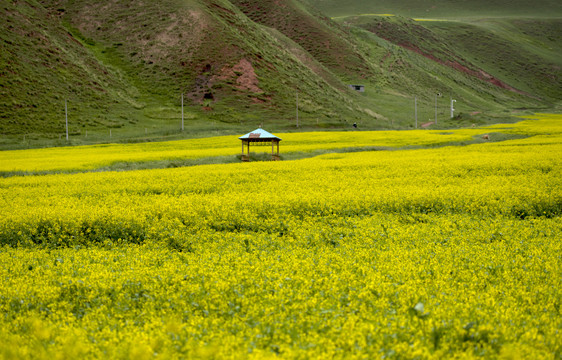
[239,128,281,162]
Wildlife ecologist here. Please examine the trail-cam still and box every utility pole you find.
[65,99,68,141]
[181,93,184,131]
[296,90,299,128]
[435,93,438,124]
[414,96,418,129]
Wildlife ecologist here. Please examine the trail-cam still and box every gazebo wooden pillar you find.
[239,128,281,162]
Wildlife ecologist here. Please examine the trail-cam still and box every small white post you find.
[181,93,184,131]
[451,98,457,118]
[65,99,68,141]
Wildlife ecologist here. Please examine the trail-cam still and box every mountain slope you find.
[1,0,560,145]
[230,0,372,78]
[1,0,139,135]
[309,0,562,19]
[354,16,561,104]
[2,0,369,137]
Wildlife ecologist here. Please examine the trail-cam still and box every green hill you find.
[230,0,371,78]
[2,0,366,141]
[309,0,562,18]
[1,0,560,148]
[1,1,138,135]
[350,16,561,103]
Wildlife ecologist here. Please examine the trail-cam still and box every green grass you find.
[423,19,562,103]
[311,0,562,19]
[3,0,375,144]
[1,0,560,148]
[339,16,560,112]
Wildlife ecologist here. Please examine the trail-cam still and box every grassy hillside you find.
[425,19,561,103]
[350,16,561,105]
[230,0,371,78]
[2,0,369,142]
[0,0,140,135]
[1,0,560,148]
[309,0,562,18]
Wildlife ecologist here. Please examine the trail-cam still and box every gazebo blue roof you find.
[239,128,281,141]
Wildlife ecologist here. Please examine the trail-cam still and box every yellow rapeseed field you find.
[0,114,561,359]
[0,126,499,173]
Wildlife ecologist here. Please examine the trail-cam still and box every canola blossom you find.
[0,114,561,359]
[1,119,539,173]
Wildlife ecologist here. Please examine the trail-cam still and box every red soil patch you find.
[398,43,527,95]
[216,58,264,94]
[233,58,263,93]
